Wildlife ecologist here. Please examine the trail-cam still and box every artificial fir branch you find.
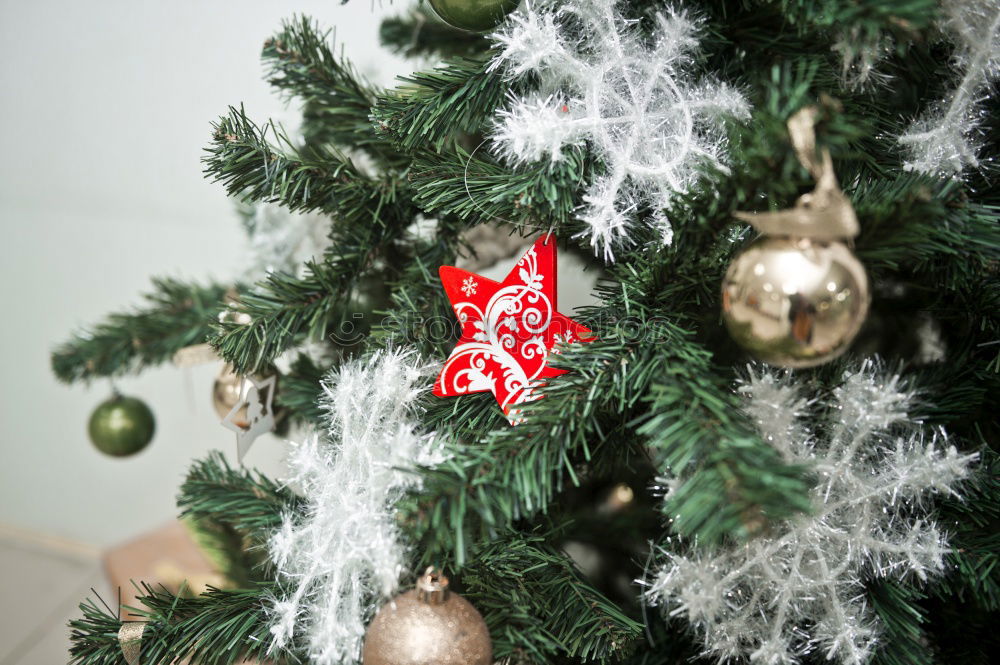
[463,529,644,663]
[205,106,418,372]
[204,106,408,221]
[933,448,1000,610]
[405,318,810,566]
[183,515,262,588]
[379,6,488,59]
[211,262,347,373]
[772,0,940,36]
[69,584,281,665]
[212,229,401,374]
[868,581,933,665]
[52,278,231,383]
[854,178,1000,291]
[632,335,813,540]
[402,336,654,566]
[373,57,508,151]
[276,352,330,426]
[54,1,1000,662]
[373,235,466,359]
[410,146,589,232]
[179,452,302,538]
[68,596,139,665]
[139,584,279,665]
[264,16,404,167]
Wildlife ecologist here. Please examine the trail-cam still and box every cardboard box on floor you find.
[103,520,225,613]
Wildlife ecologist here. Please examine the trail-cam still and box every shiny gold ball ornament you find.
[88,393,155,457]
[363,568,492,665]
[428,0,519,32]
[722,236,869,367]
[212,364,282,427]
[212,364,249,425]
[723,105,870,367]
[212,309,261,426]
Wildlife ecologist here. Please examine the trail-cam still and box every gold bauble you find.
[212,364,274,427]
[722,236,869,368]
[213,308,257,425]
[363,568,492,665]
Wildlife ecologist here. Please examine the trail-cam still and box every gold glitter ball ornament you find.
[211,363,283,426]
[362,568,492,665]
[722,236,869,368]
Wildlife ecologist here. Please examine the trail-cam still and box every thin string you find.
[463,138,514,226]
[463,138,557,244]
[639,542,657,646]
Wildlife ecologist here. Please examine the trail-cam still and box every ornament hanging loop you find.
[735,106,859,240]
[416,566,450,604]
[787,105,823,179]
[118,621,145,665]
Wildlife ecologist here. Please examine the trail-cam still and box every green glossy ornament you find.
[428,0,519,32]
[88,394,155,457]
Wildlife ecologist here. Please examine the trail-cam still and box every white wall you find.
[0,1,411,547]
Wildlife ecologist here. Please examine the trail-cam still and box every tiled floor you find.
[0,528,110,665]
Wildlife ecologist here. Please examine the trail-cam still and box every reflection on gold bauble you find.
[722,236,869,368]
[363,568,492,665]
[212,365,246,425]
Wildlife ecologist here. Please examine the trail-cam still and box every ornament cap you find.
[735,106,860,240]
[416,567,450,605]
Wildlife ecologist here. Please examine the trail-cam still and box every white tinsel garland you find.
[267,349,445,665]
[646,362,976,665]
[489,0,749,261]
[898,0,1000,176]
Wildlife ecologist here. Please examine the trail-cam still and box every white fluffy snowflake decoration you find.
[898,0,1000,176]
[646,362,976,665]
[489,0,749,261]
[268,349,446,665]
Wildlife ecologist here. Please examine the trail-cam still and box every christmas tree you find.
[53,1,999,664]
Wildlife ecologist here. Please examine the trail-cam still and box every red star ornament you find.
[434,234,593,424]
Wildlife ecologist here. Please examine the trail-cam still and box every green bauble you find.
[428,0,520,32]
[88,394,155,457]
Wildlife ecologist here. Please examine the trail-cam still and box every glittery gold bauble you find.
[722,236,869,368]
[212,364,278,427]
[362,568,492,665]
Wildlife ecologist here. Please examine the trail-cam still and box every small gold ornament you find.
[362,568,492,665]
[211,307,278,441]
[722,107,870,367]
[212,364,251,425]
[217,370,279,463]
[722,236,868,367]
